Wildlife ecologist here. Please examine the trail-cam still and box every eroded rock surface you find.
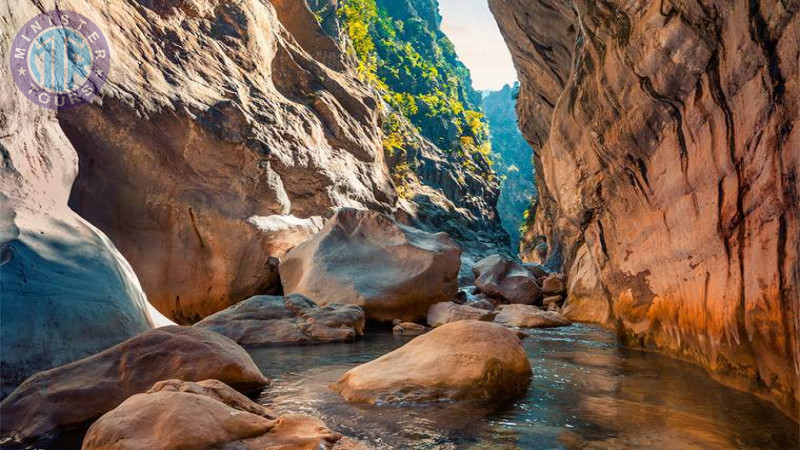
[54,0,396,323]
[280,208,461,323]
[494,304,572,329]
[473,254,542,305]
[0,1,163,398]
[0,327,267,442]
[490,0,800,417]
[426,302,495,328]
[82,379,341,450]
[331,321,531,404]
[195,294,365,346]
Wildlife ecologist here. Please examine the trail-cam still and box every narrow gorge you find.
[0,0,797,448]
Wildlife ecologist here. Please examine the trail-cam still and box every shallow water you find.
[249,325,799,449]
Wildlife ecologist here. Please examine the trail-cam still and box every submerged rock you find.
[0,327,266,442]
[494,304,571,329]
[472,254,542,305]
[331,321,531,404]
[194,294,365,346]
[280,208,461,323]
[392,321,429,336]
[426,302,495,328]
[82,379,341,450]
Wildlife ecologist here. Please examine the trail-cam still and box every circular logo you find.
[10,10,111,110]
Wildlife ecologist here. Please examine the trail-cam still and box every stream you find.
[250,324,799,449]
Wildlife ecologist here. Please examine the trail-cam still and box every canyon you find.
[0,0,798,447]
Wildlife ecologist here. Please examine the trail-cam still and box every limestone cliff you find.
[490,0,799,418]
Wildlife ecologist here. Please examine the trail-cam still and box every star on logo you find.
[95,68,104,78]
[17,67,26,76]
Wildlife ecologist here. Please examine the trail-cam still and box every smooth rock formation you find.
[494,304,572,329]
[466,299,498,311]
[490,0,800,418]
[0,1,165,397]
[195,294,365,346]
[561,244,612,326]
[280,208,461,322]
[473,254,542,305]
[82,379,341,450]
[0,327,267,442]
[392,322,429,336]
[426,302,495,328]
[331,321,531,404]
[541,274,567,296]
[52,0,396,323]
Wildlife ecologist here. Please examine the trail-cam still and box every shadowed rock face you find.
[490,0,799,418]
[59,0,396,323]
[0,1,161,398]
[194,294,365,346]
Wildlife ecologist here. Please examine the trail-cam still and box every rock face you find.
[280,208,461,323]
[195,294,365,346]
[0,327,267,442]
[53,0,397,323]
[0,1,165,398]
[82,379,341,450]
[426,302,495,328]
[473,254,542,305]
[490,0,800,417]
[482,83,538,251]
[331,321,531,404]
[494,304,571,329]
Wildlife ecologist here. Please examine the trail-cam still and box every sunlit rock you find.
[0,327,266,443]
[494,304,571,329]
[332,321,531,404]
[82,379,341,450]
[426,302,495,328]
[280,208,461,323]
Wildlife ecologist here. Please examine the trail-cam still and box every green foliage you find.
[339,0,493,180]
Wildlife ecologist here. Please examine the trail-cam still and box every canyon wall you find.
[490,0,799,418]
[62,0,399,324]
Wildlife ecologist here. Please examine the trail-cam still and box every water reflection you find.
[249,325,799,449]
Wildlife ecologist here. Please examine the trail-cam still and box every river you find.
[250,324,799,449]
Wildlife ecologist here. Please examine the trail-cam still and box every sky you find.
[438,0,517,91]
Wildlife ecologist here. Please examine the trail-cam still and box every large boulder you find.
[280,208,462,322]
[82,379,341,450]
[0,327,267,443]
[331,321,531,404]
[426,302,495,328]
[494,304,572,329]
[472,254,542,305]
[195,294,365,346]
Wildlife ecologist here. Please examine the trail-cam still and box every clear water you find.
[249,324,799,449]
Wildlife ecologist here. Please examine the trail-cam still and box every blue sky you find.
[438,0,517,91]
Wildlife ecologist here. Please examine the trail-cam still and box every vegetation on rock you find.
[338,0,494,181]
